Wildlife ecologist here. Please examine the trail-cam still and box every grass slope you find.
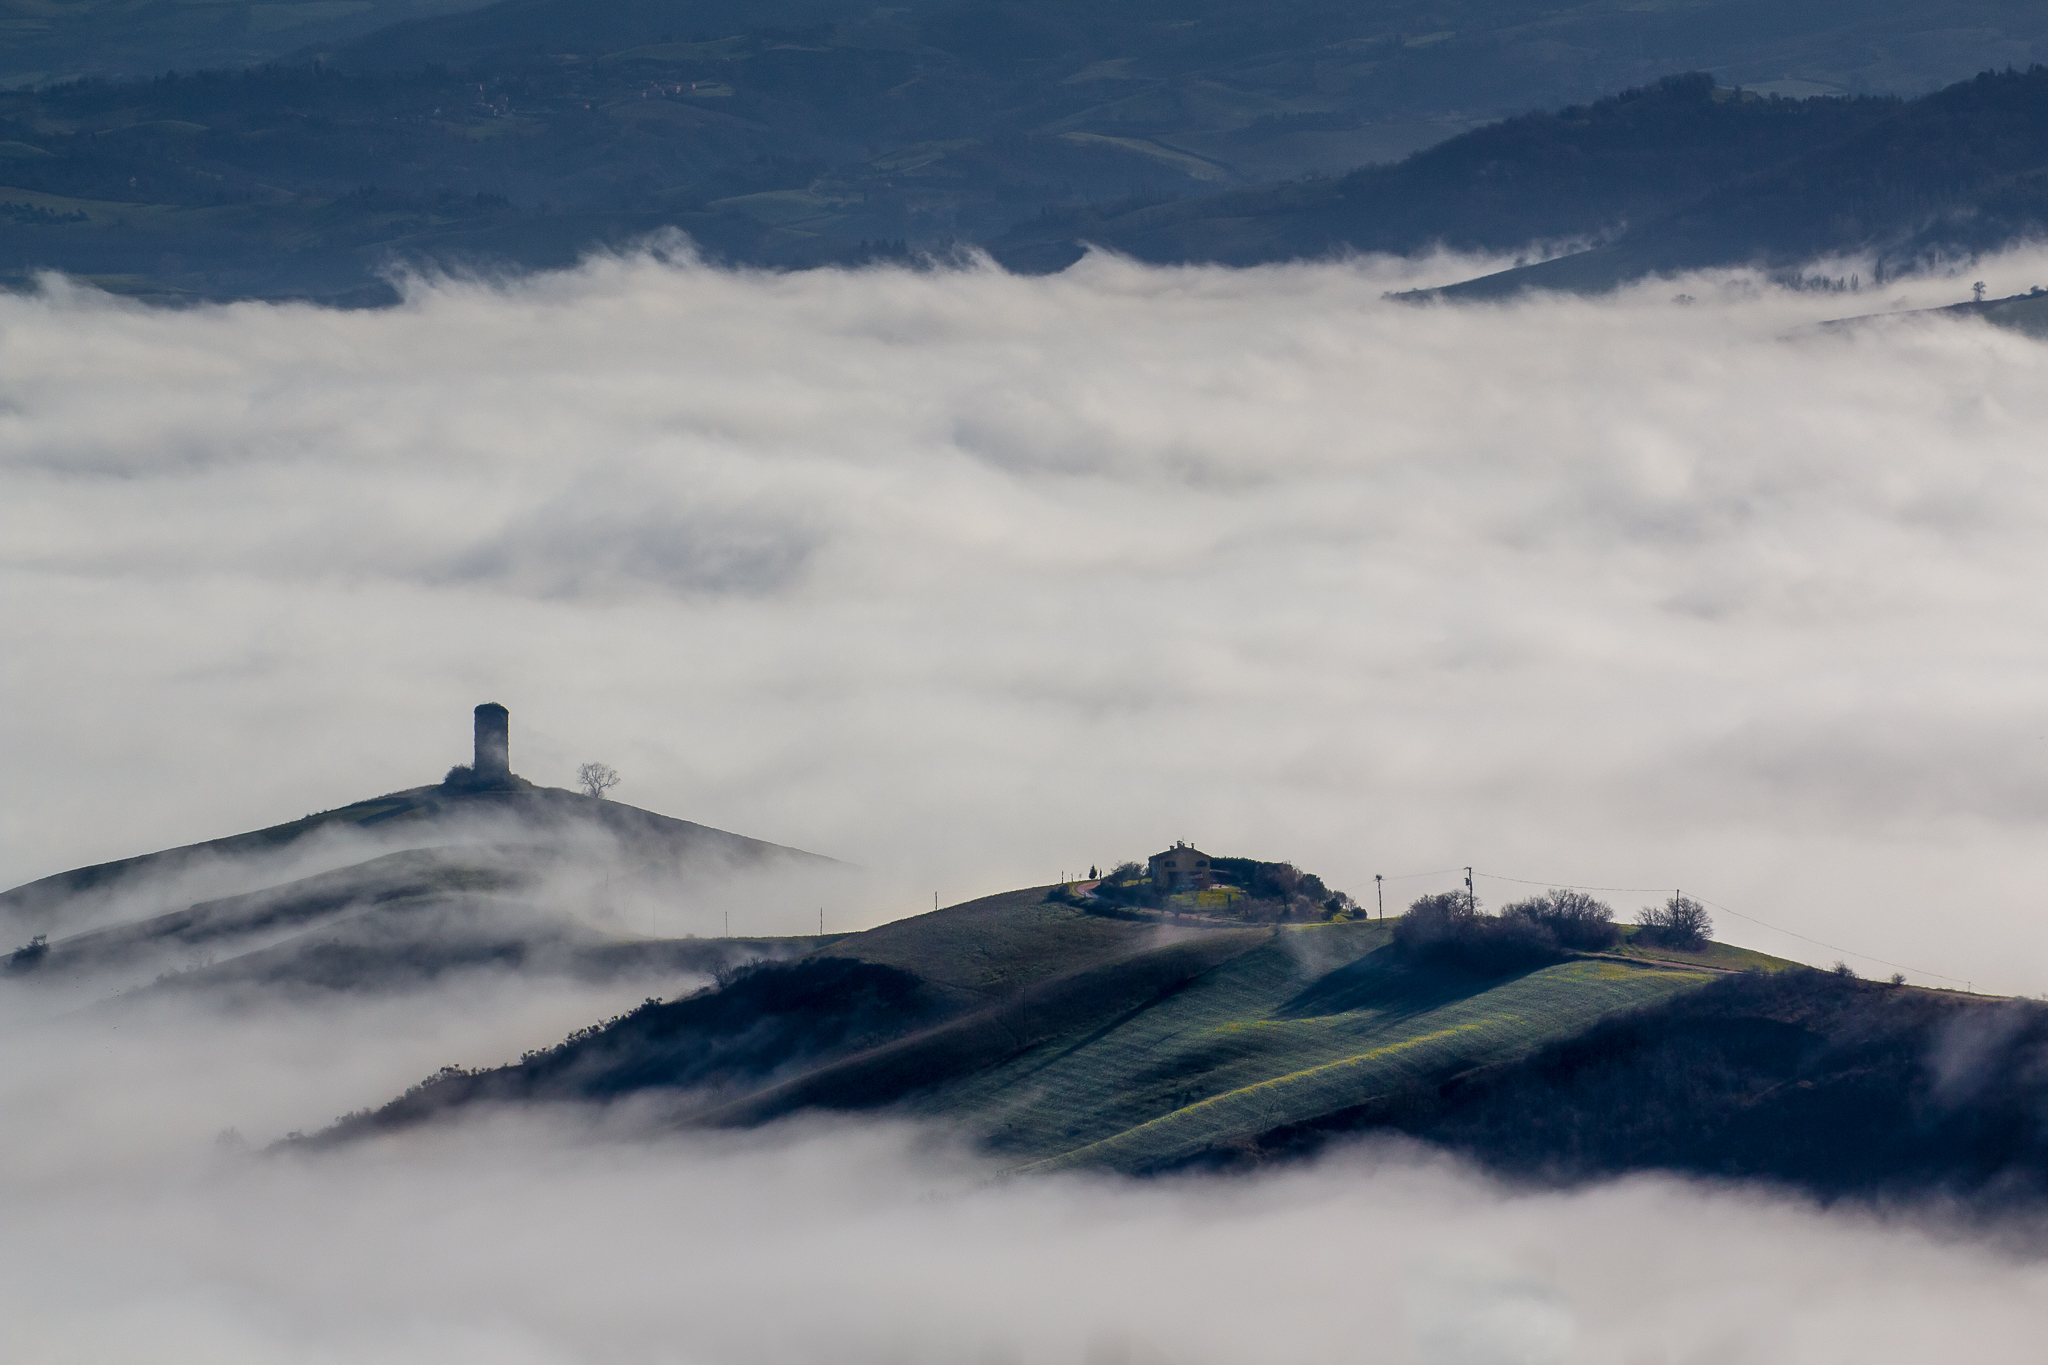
[324,890,1773,1174]
[908,923,1717,1173]
[817,886,1193,1004]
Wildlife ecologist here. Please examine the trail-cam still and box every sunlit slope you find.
[890,921,1716,1173]
[815,887,1204,1006]
[327,887,1757,1169]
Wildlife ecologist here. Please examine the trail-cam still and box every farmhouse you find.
[1149,842,1213,892]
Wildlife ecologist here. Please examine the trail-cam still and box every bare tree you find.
[577,762,621,800]
[1635,894,1711,950]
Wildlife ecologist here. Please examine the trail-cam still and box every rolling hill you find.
[2,758,842,996]
[315,883,2048,1198]
[320,883,1872,1177]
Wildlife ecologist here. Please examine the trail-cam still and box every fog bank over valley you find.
[7,976,2048,1364]
[8,246,2048,994]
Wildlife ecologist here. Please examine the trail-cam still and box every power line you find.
[1373,866,1466,882]
[1692,895,1968,986]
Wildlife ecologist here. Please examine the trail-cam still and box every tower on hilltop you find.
[473,703,511,783]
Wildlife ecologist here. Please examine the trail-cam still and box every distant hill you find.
[0,0,488,89]
[3,0,2047,299]
[1,777,840,995]
[1421,65,2048,298]
[989,74,1900,273]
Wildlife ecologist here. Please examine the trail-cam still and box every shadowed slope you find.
[1221,970,2048,1202]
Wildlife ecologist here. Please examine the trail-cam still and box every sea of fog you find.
[5,973,2048,1365]
[7,243,2048,994]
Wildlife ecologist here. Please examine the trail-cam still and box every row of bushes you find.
[1393,890,1713,974]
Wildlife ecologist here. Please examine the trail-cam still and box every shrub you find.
[1091,862,1159,909]
[1395,892,1564,975]
[1831,961,1857,978]
[1501,889,1618,951]
[1636,895,1712,950]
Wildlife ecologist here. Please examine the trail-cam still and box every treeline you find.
[1393,889,1712,974]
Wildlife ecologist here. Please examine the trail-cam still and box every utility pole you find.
[1375,874,1384,920]
[1465,867,1475,910]
[724,910,729,938]
[819,907,824,936]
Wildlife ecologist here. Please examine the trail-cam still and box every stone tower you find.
[474,703,510,784]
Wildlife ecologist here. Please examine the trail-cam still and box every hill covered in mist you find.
[1,773,842,997]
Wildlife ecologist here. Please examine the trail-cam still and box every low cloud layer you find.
[6,977,2048,1365]
[7,245,2048,988]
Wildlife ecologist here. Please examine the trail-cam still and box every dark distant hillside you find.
[1428,65,2048,298]
[990,75,1898,272]
[0,0,488,89]
[2,0,2046,300]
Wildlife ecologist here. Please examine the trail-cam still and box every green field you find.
[896,917,1716,1171]
[299,879,1807,1172]
[759,890,1739,1173]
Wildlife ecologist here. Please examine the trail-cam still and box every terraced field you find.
[324,884,1804,1172]
[889,918,1719,1172]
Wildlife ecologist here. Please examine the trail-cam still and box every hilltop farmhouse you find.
[1149,842,1213,892]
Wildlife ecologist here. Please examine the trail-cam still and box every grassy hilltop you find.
[327,882,2048,1198]
[330,882,1856,1181]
